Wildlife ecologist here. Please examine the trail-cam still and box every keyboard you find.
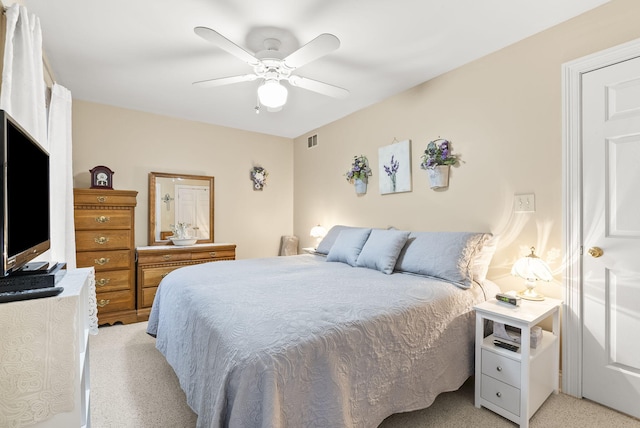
[0,286,64,303]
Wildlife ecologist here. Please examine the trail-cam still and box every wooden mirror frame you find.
[148,172,215,245]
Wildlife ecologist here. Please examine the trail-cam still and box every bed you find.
[147,227,500,428]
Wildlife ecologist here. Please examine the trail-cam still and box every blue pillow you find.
[315,225,353,255]
[356,229,411,274]
[326,228,372,266]
[394,231,490,288]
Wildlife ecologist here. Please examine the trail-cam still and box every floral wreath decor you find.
[250,166,268,190]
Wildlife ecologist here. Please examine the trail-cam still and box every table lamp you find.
[310,225,327,249]
[511,246,553,301]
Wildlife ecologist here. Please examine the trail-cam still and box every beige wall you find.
[69,0,640,296]
[293,0,640,297]
[72,101,293,259]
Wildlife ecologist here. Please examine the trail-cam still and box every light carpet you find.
[90,321,640,428]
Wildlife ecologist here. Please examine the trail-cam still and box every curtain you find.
[48,83,76,268]
[0,4,47,144]
[1,4,75,268]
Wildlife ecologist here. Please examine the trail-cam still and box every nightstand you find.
[474,297,562,428]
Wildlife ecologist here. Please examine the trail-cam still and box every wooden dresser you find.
[73,188,138,325]
[136,243,236,321]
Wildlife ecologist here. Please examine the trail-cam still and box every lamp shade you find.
[310,225,327,239]
[511,246,553,300]
[257,79,288,108]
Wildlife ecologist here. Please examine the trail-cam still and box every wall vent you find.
[307,134,318,148]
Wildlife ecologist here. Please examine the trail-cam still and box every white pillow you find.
[326,228,372,266]
[356,229,411,274]
[472,234,499,282]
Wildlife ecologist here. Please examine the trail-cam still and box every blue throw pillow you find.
[315,225,353,255]
[326,228,372,266]
[394,231,490,288]
[356,229,411,274]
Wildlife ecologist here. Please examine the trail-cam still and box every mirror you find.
[148,172,215,245]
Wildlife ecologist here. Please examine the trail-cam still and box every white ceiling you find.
[23,0,609,139]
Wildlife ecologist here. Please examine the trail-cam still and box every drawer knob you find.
[96,278,111,287]
[496,392,502,398]
[95,215,110,223]
[97,299,110,307]
[496,366,502,372]
[209,252,217,257]
[96,196,107,203]
[162,255,172,261]
[95,257,110,266]
[95,236,109,245]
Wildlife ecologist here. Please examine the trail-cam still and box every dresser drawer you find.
[96,289,135,313]
[75,229,132,251]
[140,265,183,288]
[192,249,236,261]
[137,251,191,264]
[74,191,137,207]
[94,269,132,293]
[76,250,132,271]
[141,286,158,308]
[482,348,521,388]
[74,209,133,230]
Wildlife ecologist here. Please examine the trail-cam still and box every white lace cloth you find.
[86,271,99,335]
[0,268,97,427]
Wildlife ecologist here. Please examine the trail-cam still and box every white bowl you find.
[170,237,198,246]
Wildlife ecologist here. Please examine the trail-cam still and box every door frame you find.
[562,36,640,397]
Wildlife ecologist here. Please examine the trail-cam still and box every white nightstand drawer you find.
[482,348,521,388]
[481,374,521,416]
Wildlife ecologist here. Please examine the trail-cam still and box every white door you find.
[175,185,210,239]
[581,55,640,419]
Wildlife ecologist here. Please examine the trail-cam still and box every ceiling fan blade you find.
[287,75,349,99]
[194,26,259,65]
[283,33,340,69]
[193,74,258,88]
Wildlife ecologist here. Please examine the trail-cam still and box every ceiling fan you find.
[193,26,349,111]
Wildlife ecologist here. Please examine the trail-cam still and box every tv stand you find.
[0,268,94,428]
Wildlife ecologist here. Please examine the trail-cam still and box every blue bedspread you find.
[147,254,495,428]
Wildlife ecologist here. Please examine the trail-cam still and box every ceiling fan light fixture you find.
[257,79,288,108]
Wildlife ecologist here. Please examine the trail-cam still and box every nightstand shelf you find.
[474,297,561,428]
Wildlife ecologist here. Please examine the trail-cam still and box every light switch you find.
[514,193,535,213]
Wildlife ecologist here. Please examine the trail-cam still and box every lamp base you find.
[517,289,545,301]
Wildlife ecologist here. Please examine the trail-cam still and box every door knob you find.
[588,247,603,258]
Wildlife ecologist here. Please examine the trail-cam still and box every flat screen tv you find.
[0,110,50,277]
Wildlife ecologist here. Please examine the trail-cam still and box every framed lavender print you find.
[378,139,412,194]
